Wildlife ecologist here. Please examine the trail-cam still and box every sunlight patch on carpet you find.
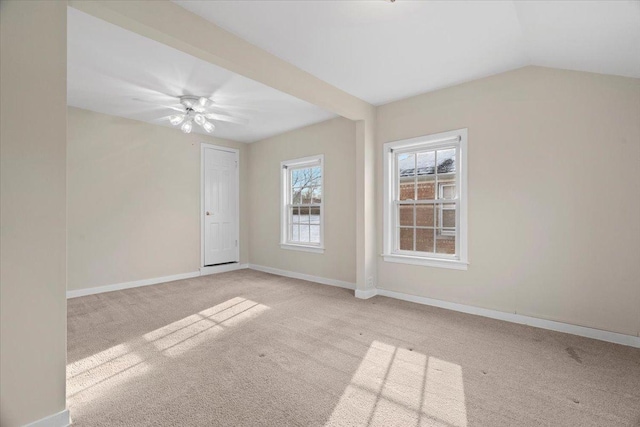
[67,342,151,401]
[423,357,468,427]
[67,297,269,401]
[325,341,467,427]
[142,297,246,342]
[68,341,141,379]
[157,299,270,357]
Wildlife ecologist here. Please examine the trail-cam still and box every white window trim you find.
[280,154,325,253]
[382,129,468,270]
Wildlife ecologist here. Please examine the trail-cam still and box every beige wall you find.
[67,107,249,291]
[248,117,357,284]
[0,1,68,426]
[376,66,640,337]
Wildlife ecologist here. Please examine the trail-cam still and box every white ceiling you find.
[514,1,640,78]
[67,8,336,143]
[175,0,640,106]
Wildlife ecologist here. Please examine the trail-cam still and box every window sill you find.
[382,253,468,270]
[280,243,325,254]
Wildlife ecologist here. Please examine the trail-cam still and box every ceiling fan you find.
[166,95,226,134]
[132,92,248,135]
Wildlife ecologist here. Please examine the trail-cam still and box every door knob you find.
[206,211,211,216]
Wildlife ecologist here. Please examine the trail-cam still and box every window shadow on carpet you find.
[325,340,468,427]
[67,297,269,404]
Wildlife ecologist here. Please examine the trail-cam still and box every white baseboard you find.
[67,263,251,298]
[248,264,355,290]
[67,271,201,298]
[200,263,248,276]
[375,288,640,348]
[24,409,70,427]
[355,288,378,299]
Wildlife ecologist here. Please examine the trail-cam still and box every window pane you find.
[310,166,322,187]
[399,176,416,201]
[442,210,456,228]
[416,204,435,227]
[437,204,456,228]
[439,182,456,199]
[292,167,321,189]
[416,228,435,252]
[310,206,320,224]
[291,223,299,241]
[442,209,456,228]
[312,187,322,203]
[398,153,415,200]
[437,149,456,174]
[299,206,310,224]
[417,174,436,200]
[292,189,302,204]
[310,225,320,243]
[399,228,414,251]
[436,230,456,254]
[291,168,304,187]
[291,206,300,224]
[301,187,312,204]
[398,153,415,176]
[298,224,310,242]
[417,151,435,175]
[399,204,414,226]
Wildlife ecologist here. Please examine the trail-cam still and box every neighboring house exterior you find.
[398,155,456,254]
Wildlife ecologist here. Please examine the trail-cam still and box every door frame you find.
[200,142,240,269]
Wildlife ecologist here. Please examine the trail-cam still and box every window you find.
[280,155,324,253]
[383,129,468,270]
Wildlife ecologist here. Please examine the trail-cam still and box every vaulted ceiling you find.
[175,0,640,105]
[69,1,639,142]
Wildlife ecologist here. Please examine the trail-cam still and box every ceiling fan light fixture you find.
[165,95,229,135]
[181,120,193,134]
[169,114,185,126]
[202,121,215,133]
[194,114,206,126]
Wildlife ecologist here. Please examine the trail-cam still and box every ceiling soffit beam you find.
[68,0,374,121]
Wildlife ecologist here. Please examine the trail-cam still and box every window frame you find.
[280,154,325,254]
[383,129,468,270]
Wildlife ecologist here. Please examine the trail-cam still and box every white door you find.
[203,147,239,266]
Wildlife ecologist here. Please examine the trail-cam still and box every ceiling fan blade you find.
[143,93,181,104]
[204,113,247,125]
[165,104,187,112]
[205,103,250,113]
[197,97,214,108]
[132,98,185,112]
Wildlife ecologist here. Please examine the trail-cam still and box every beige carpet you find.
[67,269,640,426]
